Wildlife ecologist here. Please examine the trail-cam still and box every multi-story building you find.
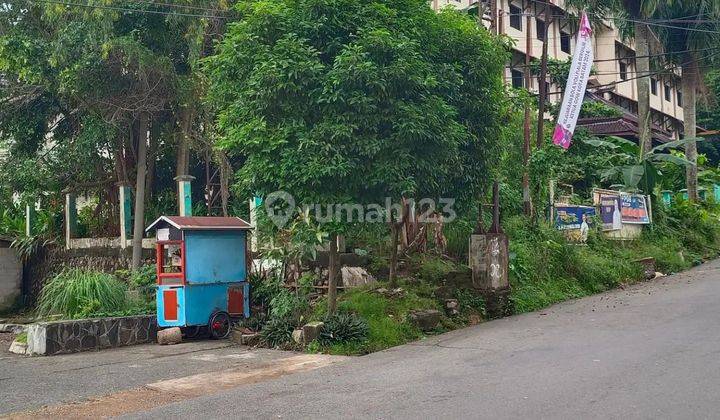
[430,0,686,142]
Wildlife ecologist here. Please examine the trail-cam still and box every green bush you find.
[454,289,486,316]
[319,313,368,345]
[237,313,268,332]
[260,317,295,347]
[412,254,458,284]
[269,288,309,320]
[36,269,128,319]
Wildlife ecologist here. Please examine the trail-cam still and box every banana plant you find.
[581,136,701,194]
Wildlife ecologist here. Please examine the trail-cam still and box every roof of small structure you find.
[577,93,675,143]
[146,216,252,232]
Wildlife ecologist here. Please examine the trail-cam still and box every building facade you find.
[430,0,685,141]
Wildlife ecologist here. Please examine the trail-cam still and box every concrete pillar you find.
[25,202,36,237]
[249,196,262,252]
[715,184,720,202]
[175,175,195,217]
[65,193,77,249]
[118,183,133,249]
[468,233,510,318]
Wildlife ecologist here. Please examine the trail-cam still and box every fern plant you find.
[260,317,295,347]
[319,313,369,345]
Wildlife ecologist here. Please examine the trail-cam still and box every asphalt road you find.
[132,259,720,419]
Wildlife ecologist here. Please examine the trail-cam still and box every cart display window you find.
[156,241,185,284]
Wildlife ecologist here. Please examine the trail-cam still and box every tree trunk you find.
[327,233,339,315]
[522,1,533,217]
[176,107,192,178]
[146,120,158,203]
[635,23,652,155]
[536,5,551,149]
[131,114,149,270]
[683,55,698,202]
[388,222,400,288]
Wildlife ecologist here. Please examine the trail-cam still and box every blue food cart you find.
[146,216,252,339]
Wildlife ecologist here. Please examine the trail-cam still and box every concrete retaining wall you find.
[0,245,22,311]
[27,315,157,356]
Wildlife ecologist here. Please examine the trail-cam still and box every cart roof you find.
[146,216,252,232]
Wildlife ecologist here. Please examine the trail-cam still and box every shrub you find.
[269,288,309,320]
[455,289,486,316]
[260,317,295,347]
[237,313,268,332]
[412,255,458,284]
[36,269,128,318]
[319,313,369,345]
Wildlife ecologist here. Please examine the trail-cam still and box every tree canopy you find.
[206,0,509,211]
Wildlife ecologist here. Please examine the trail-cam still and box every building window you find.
[677,90,683,107]
[536,18,545,40]
[665,84,671,101]
[619,62,627,80]
[560,31,571,54]
[651,78,658,95]
[511,69,524,89]
[509,4,522,30]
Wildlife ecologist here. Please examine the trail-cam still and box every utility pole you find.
[522,0,533,217]
[536,3,551,149]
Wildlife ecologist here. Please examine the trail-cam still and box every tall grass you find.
[36,269,128,318]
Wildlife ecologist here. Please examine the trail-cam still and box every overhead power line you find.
[26,0,227,19]
[136,1,229,13]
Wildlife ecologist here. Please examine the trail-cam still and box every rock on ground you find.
[341,267,377,288]
[301,322,324,344]
[157,327,182,345]
[408,309,442,331]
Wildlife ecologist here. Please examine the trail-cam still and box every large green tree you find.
[0,1,229,264]
[206,0,508,312]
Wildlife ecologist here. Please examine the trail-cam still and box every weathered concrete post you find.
[468,182,511,318]
[175,175,195,217]
[25,202,36,237]
[249,196,262,253]
[65,193,77,249]
[118,183,133,249]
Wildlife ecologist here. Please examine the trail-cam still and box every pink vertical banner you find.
[553,13,593,149]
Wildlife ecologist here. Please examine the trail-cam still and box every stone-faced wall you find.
[0,242,22,311]
[27,315,157,356]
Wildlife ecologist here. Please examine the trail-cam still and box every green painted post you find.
[249,196,262,252]
[65,193,77,249]
[25,202,36,237]
[680,189,688,200]
[715,184,720,202]
[118,183,133,248]
[661,190,672,206]
[175,175,195,216]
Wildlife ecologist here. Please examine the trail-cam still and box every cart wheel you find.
[183,326,201,339]
[209,311,231,339]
